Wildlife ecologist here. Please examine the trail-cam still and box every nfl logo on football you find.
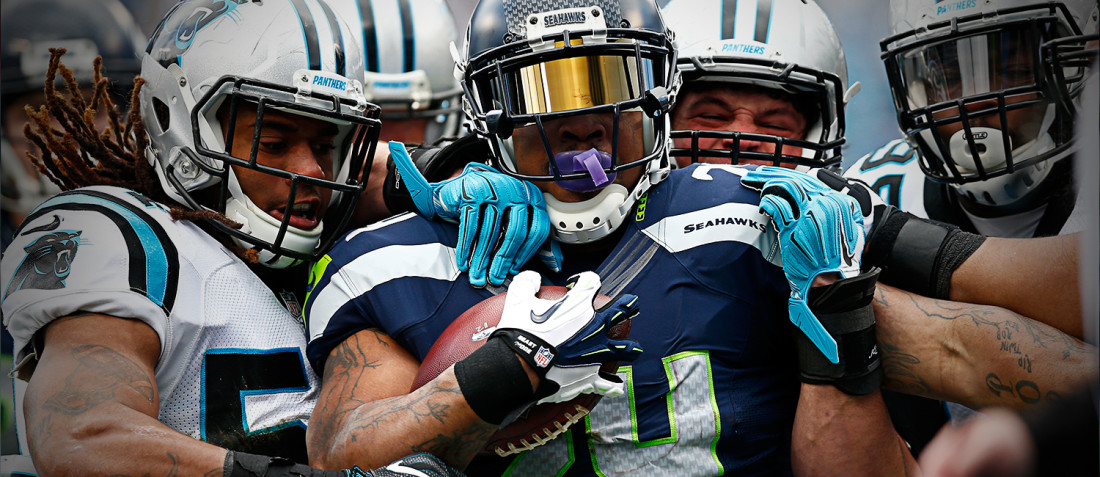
[535,347,554,368]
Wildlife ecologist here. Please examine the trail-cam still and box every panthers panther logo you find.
[5,231,82,298]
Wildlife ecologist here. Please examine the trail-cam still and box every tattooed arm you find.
[24,313,227,477]
[874,284,1097,409]
[306,328,534,470]
[949,234,1083,340]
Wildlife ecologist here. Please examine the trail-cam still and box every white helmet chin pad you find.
[545,184,630,244]
[949,131,1057,207]
[948,127,1012,172]
[224,172,323,269]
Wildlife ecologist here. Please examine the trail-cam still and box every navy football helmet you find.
[457,0,680,243]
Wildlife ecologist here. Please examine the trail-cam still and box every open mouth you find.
[270,199,321,230]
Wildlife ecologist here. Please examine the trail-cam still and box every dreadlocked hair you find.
[23,48,259,263]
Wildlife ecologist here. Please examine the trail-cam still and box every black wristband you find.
[864,207,985,299]
[796,269,883,395]
[454,337,536,425]
[225,451,342,477]
[490,328,557,376]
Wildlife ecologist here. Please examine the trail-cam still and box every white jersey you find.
[1,186,317,464]
[845,138,1084,238]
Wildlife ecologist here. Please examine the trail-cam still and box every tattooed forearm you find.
[984,373,1060,405]
[311,337,384,452]
[345,379,470,437]
[104,452,186,477]
[43,344,155,416]
[876,285,1097,408]
[413,424,498,464]
[907,293,1092,358]
[879,339,932,396]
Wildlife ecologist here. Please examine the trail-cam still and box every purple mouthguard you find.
[552,148,616,192]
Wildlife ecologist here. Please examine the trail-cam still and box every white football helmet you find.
[883,0,1099,207]
[457,0,680,244]
[332,0,463,143]
[141,0,382,268]
[662,0,858,169]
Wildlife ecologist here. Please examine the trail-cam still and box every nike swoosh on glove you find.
[742,166,866,363]
[494,270,643,403]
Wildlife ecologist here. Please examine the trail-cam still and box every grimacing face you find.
[511,110,646,204]
[670,82,810,169]
[220,102,339,231]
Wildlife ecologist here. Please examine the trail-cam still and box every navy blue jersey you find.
[306,164,798,476]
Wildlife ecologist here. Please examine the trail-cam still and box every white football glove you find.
[493,271,642,403]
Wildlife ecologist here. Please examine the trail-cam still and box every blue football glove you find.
[494,270,643,404]
[742,166,866,364]
[389,141,562,287]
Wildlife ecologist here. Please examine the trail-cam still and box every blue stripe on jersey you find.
[289,0,322,71]
[22,190,178,313]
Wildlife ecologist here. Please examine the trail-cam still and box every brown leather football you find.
[410,286,629,457]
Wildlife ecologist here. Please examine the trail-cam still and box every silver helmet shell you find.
[141,0,382,268]
[332,0,464,143]
[457,0,681,244]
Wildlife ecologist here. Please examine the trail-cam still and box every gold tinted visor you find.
[498,42,656,114]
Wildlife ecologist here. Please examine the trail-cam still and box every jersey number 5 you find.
[202,348,311,463]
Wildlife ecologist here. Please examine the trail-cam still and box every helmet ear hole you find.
[152,98,171,134]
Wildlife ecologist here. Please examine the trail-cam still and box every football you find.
[410,286,630,457]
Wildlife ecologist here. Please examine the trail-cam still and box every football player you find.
[917,63,1100,477]
[305,0,911,474]
[662,0,855,171]
[0,0,145,461]
[0,1,608,475]
[844,0,1098,333]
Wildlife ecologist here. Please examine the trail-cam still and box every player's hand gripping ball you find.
[412,272,639,457]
